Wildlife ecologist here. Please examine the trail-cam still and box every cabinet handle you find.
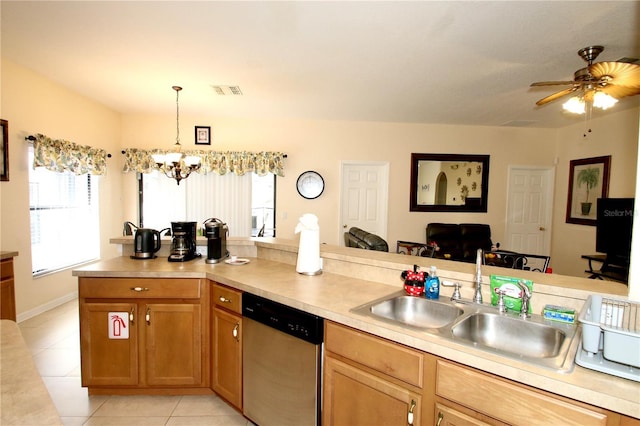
[145,308,150,325]
[131,287,149,292]
[436,411,443,426]
[129,308,135,324]
[408,399,416,425]
[233,323,240,341]
[219,296,232,303]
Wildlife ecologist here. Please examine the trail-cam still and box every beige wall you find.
[552,108,639,277]
[1,60,122,317]
[2,60,639,317]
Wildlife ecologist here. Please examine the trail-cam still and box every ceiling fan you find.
[531,46,640,110]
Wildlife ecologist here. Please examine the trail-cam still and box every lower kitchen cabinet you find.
[0,256,17,321]
[211,283,243,410]
[323,320,638,426]
[79,277,209,393]
[323,321,423,426]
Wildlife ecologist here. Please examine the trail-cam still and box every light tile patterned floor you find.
[18,299,251,426]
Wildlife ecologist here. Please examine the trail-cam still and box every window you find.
[141,171,276,237]
[28,147,100,275]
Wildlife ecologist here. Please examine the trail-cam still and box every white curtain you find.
[142,171,252,236]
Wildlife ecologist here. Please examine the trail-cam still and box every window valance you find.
[122,149,286,177]
[33,134,108,175]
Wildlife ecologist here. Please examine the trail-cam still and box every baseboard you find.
[16,291,78,323]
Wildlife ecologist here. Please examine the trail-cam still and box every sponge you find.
[543,304,576,324]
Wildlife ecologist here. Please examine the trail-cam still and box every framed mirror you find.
[410,153,490,212]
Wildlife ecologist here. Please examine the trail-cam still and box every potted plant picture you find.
[577,167,600,215]
[565,156,610,226]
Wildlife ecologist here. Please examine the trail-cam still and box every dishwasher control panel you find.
[242,292,324,344]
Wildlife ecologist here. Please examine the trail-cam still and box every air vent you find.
[212,85,243,95]
[500,120,537,127]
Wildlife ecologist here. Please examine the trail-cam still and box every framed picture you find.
[565,155,611,226]
[195,126,211,145]
[0,119,8,181]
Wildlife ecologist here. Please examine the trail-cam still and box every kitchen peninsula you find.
[73,238,639,424]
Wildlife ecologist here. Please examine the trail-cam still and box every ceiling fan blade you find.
[530,81,578,87]
[535,87,578,106]
[600,84,640,99]
[589,61,640,88]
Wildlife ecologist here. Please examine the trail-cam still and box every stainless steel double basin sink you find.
[351,292,581,372]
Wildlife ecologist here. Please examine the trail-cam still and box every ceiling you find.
[2,1,639,128]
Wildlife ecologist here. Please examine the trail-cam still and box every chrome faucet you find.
[473,249,483,304]
[515,280,532,318]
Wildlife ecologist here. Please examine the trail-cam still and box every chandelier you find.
[152,86,201,185]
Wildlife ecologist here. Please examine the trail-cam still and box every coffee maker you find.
[168,221,200,262]
[203,218,229,264]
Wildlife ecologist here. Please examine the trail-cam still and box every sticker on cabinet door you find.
[109,312,129,339]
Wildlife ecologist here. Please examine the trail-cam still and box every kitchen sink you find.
[451,312,565,358]
[351,291,581,372]
[352,294,463,329]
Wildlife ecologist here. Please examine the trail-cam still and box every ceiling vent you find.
[212,85,243,95]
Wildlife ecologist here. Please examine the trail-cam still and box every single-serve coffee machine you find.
[168,221,201,262]
[203,218,229,264]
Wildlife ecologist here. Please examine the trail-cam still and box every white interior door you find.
[340,161,389,244]
[505,166,554,255]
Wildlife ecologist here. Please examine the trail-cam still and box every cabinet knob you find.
[131,287,150,292]
[129,308,135,324]
[219,296,232,303]
[145,308,151,325]
[436,412,443,426]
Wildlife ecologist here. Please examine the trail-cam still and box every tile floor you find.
[18,299,252,426]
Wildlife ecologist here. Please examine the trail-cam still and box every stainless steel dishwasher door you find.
[242,317,322,426]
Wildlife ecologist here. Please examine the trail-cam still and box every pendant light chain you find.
[173,86,182,147]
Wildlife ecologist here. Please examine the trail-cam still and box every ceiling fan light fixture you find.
[593,92,618,110]
[562,96,585,114]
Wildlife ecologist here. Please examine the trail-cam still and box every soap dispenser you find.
[425,266,440,299]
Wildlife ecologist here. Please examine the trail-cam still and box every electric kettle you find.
[132,228,162,259]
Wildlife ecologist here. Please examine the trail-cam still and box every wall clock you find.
[296,171,324,199]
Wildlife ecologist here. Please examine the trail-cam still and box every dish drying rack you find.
[576,295,640,381]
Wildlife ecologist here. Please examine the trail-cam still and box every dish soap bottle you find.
[425,266,440,299]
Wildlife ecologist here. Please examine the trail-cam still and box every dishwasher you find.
[242,293,324,426]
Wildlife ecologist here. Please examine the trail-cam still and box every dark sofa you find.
[344,227,389,252]
[426,223,492,262]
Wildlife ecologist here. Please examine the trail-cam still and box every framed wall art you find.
[195,126,211,145]
[565,155,611,226]
[0,119,8,181]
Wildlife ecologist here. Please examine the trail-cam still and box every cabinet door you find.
[144,303,202,386]
[324,356,421,426]
[212,307,242,409]
[435,402,493,426]
[80,302,138,386]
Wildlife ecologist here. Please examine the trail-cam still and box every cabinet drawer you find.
[1,259,14,281]
[325,321,423,388]
[436,360,608,426]
[79,278,201,299]
[212,283,242,314]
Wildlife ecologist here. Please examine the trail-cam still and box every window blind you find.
[29,147,100,275]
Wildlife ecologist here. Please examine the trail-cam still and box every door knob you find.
[539,226,546,231]
[343,224,347,228]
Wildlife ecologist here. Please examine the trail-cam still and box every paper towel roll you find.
[295,214,322,275]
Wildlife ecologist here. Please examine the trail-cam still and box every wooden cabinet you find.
[211,283,242,409]
[79,277,210,393]
[435,359,611,426]
[0,257,17,321]
[323,320,638,426]
[323,321,423,425]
